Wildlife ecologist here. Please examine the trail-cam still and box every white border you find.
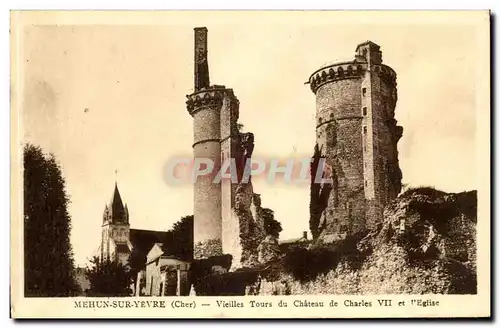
[4,2,498,326]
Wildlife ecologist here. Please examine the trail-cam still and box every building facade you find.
[138,244,191,296]
[308,41,403,242]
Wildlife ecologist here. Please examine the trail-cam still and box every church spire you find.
[109,179,127,224]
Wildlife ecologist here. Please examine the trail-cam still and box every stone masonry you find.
[186,28,263,267]
[308,41,403,242]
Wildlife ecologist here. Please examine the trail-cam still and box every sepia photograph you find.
[10,10,491,318]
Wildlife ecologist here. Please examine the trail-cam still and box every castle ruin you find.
[308,41,403,242]
[185,28,266,269]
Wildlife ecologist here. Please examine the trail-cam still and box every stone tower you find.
[186,27,244,260]
[308,41,403,241]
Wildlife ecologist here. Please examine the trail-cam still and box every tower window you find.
[362,87,367,96]
[363,126,367,134]
[363,107,367,116]
[365,180,368,187]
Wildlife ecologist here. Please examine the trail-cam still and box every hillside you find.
[254,188,477,295]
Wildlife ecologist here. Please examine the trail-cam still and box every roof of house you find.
[129,229,169,257]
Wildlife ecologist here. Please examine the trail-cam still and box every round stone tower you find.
[185,27,240,259]
[308,41,403,241]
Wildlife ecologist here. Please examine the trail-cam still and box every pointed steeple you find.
[109,182,127,224]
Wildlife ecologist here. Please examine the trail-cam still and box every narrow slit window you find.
[362,87,367,96]
[363,107,367,116]
[363,126,367,134]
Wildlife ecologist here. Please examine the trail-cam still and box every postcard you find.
[10,10,491,319]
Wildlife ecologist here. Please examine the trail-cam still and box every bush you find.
[400,185,446,199]
[281,232,368,283]
[85,256,132,297]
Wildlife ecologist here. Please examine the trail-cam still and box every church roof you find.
[130,229,169,259]
[104,182,128,224]
[110,183,125,218]
[110,183,122,206]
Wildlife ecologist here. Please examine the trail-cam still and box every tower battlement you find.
[186,87,239,116]
[308,62,397,94]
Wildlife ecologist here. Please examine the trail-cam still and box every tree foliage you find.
[165,215,193,261]
[261,208,282,238]
[24,144,79,297]
[85,256,132,296]
[309,144,331,240]
[127,246,146,292]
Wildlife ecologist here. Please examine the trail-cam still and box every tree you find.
[166,215,193,261]
[127,247,146,295]
[24,144,79,297]
[85,256,132,297]
[261,208,282,238]
[309,144,332,240]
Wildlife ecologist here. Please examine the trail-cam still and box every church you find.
[99,182,192,296]
[100,182,168,267]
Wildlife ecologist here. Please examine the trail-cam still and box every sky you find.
[19,14,481,267]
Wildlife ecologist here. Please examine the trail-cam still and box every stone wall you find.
[188,88,224,258]
[369,65,402,229]
[145,259,161,296]
[220,92,242,268]
[315,75,366,240]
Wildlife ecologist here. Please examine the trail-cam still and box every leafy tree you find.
[127,248,146,295]
[24,144,79,297]
[309,144,332,240]
[261,208,282,238]
[166,215,193,261]
[85,256,132,297]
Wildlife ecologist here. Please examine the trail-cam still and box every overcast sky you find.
[19,13,481,266]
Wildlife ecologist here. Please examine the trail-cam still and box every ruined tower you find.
[308,41,403,241]
[186,28,244,260]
